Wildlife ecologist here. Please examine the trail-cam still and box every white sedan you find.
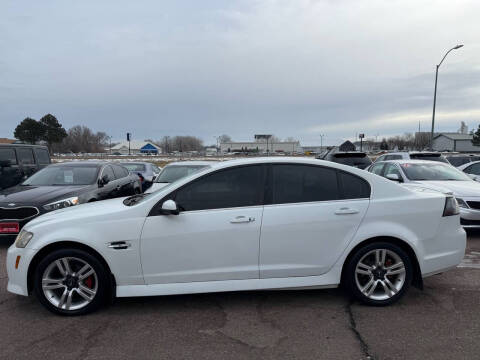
[7,158,465,315]
[368,159,480,228]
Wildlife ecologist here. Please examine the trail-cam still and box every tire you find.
[344,242,413,306]
[33,248,110,316]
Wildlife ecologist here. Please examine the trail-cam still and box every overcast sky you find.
[1,0,479,146]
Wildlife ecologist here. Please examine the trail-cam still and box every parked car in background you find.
[0,144,51,190]
[119,162,162,192]
[373,152,449,164]
[445,154,480,167]
[145,161,215,193]
[0,161,141,238]
[458,160,480,181]
[320,151,372,169]
[6,157,465,315]
[368,159,480,228]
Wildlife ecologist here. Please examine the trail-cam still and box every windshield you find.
[22,166,99,186]
[400,163,471,181]
[155,165,207,183]
[121,163,146,172]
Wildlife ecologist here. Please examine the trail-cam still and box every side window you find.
[34,148,50,165]
[102,165,115,182]
[370,163,384,175]
[175,165,264,211]
[384,164,402,178]
[338,171,371,199]
[16,148,35,165]
[113,165,128,179]
[0,148,17,165]
[384,155,402,161]
[272,164,339,204]
[465,163,480,175]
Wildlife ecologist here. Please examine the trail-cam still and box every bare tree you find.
[56,125,109,153]
[218,134,232,143]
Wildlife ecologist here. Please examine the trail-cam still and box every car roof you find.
[165,161,218,167]
[50,161,107,167]
[0,143,49,149]
[374,159,448,165]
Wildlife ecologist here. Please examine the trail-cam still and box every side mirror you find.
[386,173,402,182]
[161,199,180,215]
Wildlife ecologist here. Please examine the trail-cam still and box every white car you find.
[145,161,215,193]
[458,160,480,181]
[369,159,480,228]
[7,158,465,315]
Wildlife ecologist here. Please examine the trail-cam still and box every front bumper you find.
[458,198,480,228]
[6,245,37,296]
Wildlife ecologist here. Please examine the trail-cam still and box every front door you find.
[259,164,370,278]
[141,165,265,284]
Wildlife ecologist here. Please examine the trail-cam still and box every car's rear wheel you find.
[345,242,413,306]
[34,248,110,316]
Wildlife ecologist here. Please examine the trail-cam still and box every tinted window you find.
[384,155,403,160]
[331,154,372,169]
[0,148,17,165]
[370,163,384,175]
[113,165,128,179]
[22,166,99,185]
[338,171,370,199]
[446,157,471,167]
[16,148,35,164]
[34,148,50,165]
[409,154,448,163]
[102,165,115,182]
[272,164,339,204]
[465,163,480,175]
[175,166,263,211]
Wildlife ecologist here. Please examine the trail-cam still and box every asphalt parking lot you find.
[1,235,479,360]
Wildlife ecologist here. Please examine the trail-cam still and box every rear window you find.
[446,157,471,167]
[332,153,372,169]
[410,153,448,163]
[0,148,17,165]
[34,148,50,165]
[121,163,146,172]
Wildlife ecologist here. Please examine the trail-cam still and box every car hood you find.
[0,185,91,205]
[145,182,170,194]
[407,180,480,197]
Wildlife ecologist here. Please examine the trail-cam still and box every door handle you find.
[116,185,121,190]
[230,216,255,224]
[108,241,130,250]
[335,208,359,215]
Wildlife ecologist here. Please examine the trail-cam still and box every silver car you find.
[368,159,480,228]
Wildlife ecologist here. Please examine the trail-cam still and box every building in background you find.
[111,140,162,155]
[432,133,480,153]
[220,139,301,154]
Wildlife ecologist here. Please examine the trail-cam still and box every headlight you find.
[15,230,33,248]
[456,198,468,209]
[443,196,460,217]
[43,196,80,211]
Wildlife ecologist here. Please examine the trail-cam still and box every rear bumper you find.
[420,216,466,277]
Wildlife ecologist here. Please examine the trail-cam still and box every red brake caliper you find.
[85,276,94,289]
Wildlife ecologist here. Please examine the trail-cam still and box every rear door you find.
[0,147,22,189]
[259,164,370,278]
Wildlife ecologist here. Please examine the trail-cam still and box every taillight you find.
[0,223,19,233]
[443,197,460,217]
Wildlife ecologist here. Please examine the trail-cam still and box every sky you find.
[1,0,479,146]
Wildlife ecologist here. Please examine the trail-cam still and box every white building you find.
[220,141,301,154]
[111,141,162,155]
[432,133,480,153]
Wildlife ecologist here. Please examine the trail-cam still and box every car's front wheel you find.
[345,242,413,306]
[34,248,110,315]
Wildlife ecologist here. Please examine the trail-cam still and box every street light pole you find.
[319,134,325,152]
[430,44,464,150]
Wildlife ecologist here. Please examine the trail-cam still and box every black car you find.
[445,154,480,167]
[0,161,141,239]
[320,151,372,169]
[0,144,51,190]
